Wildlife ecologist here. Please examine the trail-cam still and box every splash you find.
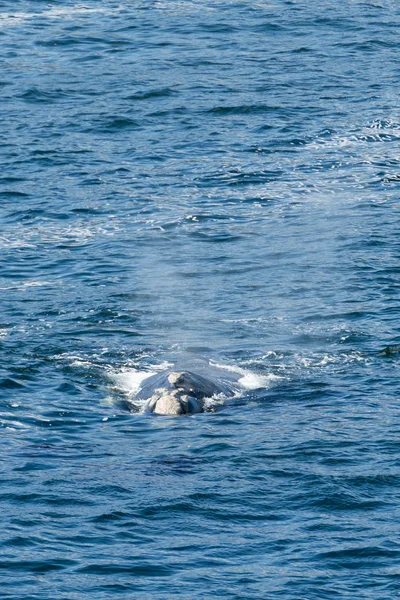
[210,360,279,390]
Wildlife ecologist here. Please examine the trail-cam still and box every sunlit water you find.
[2,1,400,598]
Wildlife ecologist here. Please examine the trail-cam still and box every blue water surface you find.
[2,1,400,598]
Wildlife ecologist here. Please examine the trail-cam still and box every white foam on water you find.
[23,281,53,288]
[108,361,175,405]
[147,361,174,372]
[210,361,279,390]
[0,5,120,29]
[202,395,226,411]
[0,13,34,27]
[43,6,114,19]
[0,235,36,250]
[110,369,156,397]
[238,371,282,389]
[0,223,118,252]
[1,418,30,430]
[71,359,93,369]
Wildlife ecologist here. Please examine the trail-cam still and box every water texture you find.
[1,1,400,597]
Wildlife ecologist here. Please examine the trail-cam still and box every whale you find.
[134,368,242,415]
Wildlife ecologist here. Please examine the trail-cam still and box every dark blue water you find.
[2,1,400,597]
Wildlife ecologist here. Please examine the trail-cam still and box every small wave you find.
[18,88,68,104]
[125,87,177,101]
[91,117,141,134]
[0,378,26,389]
[197,168,283,188]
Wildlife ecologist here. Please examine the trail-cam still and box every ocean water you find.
[1,1,400,597]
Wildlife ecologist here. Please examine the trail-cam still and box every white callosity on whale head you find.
[147,389,183,415]
[167,372,184,386]
[145,386,203,415]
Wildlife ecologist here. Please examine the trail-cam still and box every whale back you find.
[136,369,237,401]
